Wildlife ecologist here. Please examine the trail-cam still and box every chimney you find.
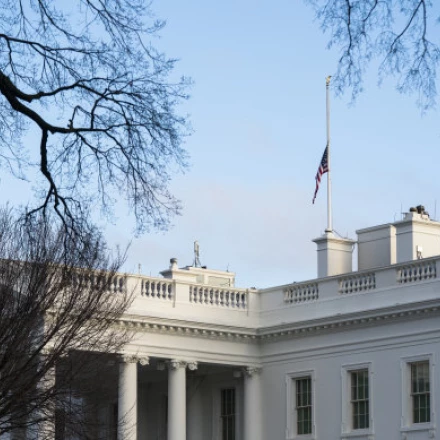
[313,231,355,278]
[394,206,440,263]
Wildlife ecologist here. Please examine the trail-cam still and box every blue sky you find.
[3,1,440,288]
[109,0,440,288]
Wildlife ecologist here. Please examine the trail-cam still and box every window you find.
[295,377,312,435]
[411,361,430,424]
[221,388,236,440]
[286,370,315,439]
[401,354,434,433]
[351,369,369,430]
[341,363,373,437]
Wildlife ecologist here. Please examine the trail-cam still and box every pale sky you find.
[110,0,440,288]
[4,1,440,288]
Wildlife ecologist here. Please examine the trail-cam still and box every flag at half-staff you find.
[312,145,329,204]
[312,75,333,233]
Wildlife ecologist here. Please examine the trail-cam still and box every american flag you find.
[312,146,328,204]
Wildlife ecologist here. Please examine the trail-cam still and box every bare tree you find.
[308,0,440,108]
[0,0,190,237]
[0,207,132,439]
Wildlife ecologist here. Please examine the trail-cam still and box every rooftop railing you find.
[282,256,440,305]
[113,274,252,314]
[81,257,440,326]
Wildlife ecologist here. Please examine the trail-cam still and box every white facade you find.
[49,208,440,439]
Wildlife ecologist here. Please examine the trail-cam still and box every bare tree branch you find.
[0,0,190,238]
[0,207,132,439]
[308,0,440,108]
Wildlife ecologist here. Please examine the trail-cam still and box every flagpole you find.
[326,75,332,233]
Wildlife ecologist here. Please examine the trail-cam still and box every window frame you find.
[341,362,374,439]
[410,361,430,424]
[286,370,316,440]
[401,354,435,435]
[351,369,370,430]
[212,380,242,440]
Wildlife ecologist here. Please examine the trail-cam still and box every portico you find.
[114,354,262,440]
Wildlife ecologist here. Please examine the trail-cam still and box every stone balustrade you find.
[279,256,440,307]
[72,272,127,294]
[189,285,248,309]
[396,260,437,283]
[108,274,127,294]
[284,283,319,304]
[339,273,376,295]
[141,279,174,300]
[77,256,440,324]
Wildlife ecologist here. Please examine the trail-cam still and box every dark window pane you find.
[296,378,312,435]
[411,362,430,424]
[351,370,369,430]
[221,389,236,440]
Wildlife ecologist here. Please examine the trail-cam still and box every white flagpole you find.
[326,75,332,233]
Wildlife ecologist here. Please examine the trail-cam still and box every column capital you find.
[119,354,150,365]
[187,361,198,371]
[138,356,150,366]
[169,359,187,370]
[157,359,198,371]
[243,366,261,377]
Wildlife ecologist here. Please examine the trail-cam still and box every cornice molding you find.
[259,302,440,341]
[116,300,440,343]
[117,317,258,342]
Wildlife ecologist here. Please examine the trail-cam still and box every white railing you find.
[279,257,440,306]
[189,285,248,309]
[397,260,437,284]
[140,279,174,300]
[284,283,319,304]
[72,272,127,294]
[108,275,127,294]
[339,273,376,295]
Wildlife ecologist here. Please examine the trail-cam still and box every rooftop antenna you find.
[193,240,202,267]
[435,200,437,221]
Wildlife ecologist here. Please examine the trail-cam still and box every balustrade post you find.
[435,259,440,280]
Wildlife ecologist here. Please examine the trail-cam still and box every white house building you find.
[69,206,440,440]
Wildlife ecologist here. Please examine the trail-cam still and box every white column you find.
[186,362,201,440]
[243,367,262,440]
[167,360,187,440]
[118,355,149,440]
[38,352,56,440]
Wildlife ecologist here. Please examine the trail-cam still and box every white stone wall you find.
[261,314,440,440]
